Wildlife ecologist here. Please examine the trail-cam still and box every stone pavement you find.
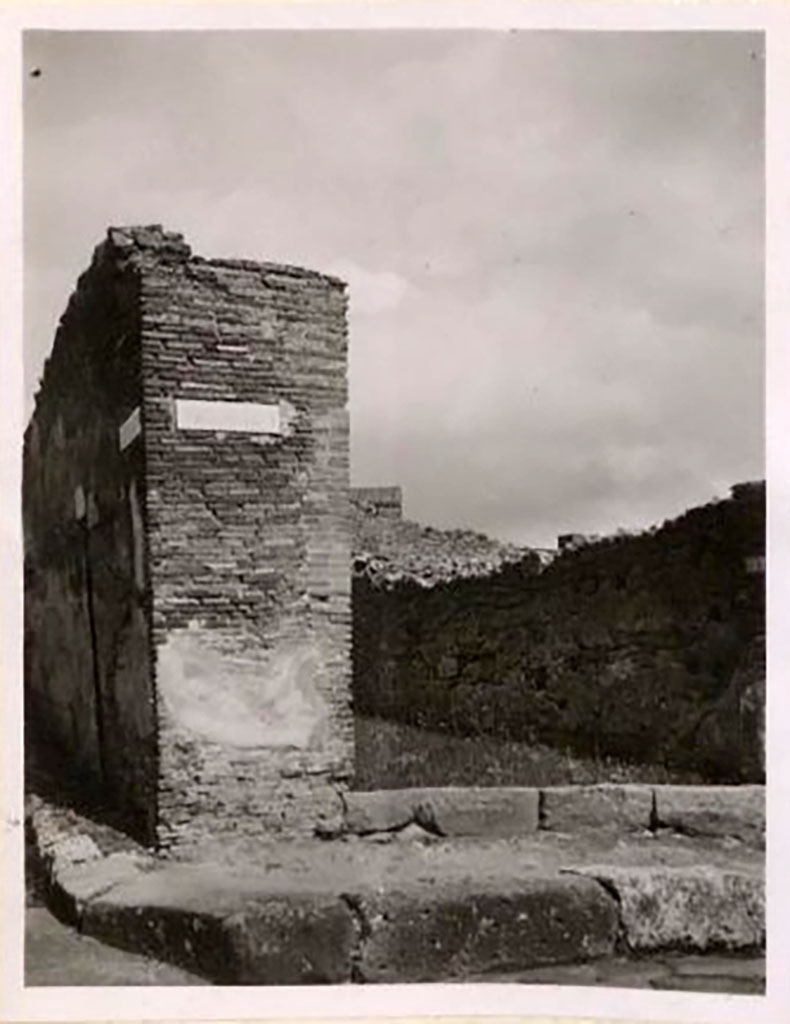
[26,787,764,988]
[25,849,206,986]
[26,905,208,986]
[25,903,762,991]
[466,953,765,993]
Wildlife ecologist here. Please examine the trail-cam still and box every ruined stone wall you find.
[26,225,354,851]
[135,234,353,849]
[351,486,403,518]
[353,502,531,587]
[23,238,157,841]
[352,484,765,782]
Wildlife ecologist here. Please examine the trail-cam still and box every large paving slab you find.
[565,865,764,952]
[351,875,617,983]
[85,885,357,984]
[72,857,622,984]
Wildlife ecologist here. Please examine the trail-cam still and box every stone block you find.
[413,787,540,837]
[51,852,154,923]
[653,785,765,846]
[541,784,653,832]
[85,879,356,984]
[221,897,356,984]
[354,874,618,982]
[84,890,238,981]
[344,787,541,838]
[54,851,153,905]
[567,866,764,952]
[343,790,414,834]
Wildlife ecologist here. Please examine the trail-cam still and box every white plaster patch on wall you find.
[119,407,141,451]
[156,627,328,748]
[175,398,282,435]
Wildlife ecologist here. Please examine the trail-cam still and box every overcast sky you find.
[23,30,764,547]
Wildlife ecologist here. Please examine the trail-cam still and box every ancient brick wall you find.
[134,234,352,849]
[23,237,157,840]
[25,225,354,851]
[352,484,765,782]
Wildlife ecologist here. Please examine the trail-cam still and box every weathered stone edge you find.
[26,793,765,985]
[26,802,619,984]
[343,784,765,844]
[563,866,765,955]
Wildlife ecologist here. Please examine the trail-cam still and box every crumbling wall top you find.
[107,224,192,257]
[100,224,346,288]
[353,505,537,587]
[353,480,765,588]
[351,486,403,519]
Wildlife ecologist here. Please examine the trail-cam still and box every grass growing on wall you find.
[353,715,706,790]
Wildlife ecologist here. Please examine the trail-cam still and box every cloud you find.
[326,260,410,316]
[24,30,764,545]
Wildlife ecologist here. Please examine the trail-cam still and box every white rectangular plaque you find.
[119,407,141,450]
[175,398,282,435]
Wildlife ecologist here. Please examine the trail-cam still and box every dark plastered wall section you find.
[352,484,765,783]
[23,234,158,842]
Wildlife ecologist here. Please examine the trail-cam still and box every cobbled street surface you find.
[25,873,208,986]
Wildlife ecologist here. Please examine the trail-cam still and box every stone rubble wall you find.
[352,484,765,782]
[353,502,534,588]
[350,485,403,519]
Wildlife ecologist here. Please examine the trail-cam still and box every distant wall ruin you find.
[24,226,353,849]
[351,486,403,519]
[352,483,765,783]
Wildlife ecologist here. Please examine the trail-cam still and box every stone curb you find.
[652,786,765,845]
[348,875,618,983]
[344,784,765,846]
[26,793,765,985]
[563,865,765,953]
[343,786,540,837]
